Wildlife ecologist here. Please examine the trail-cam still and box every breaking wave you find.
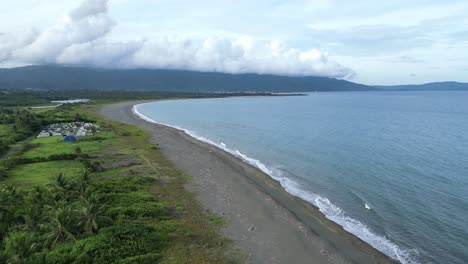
[132,103,419,264]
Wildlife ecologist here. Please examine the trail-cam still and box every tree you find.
[43,200,76,248]
[0,185,22,239]
[3,231,38,264]
[47,174,74,202]
[77,172,91,199]
[13,110,40,136]
[0,139,9,156]
[22,186,50,231]
[77,197,109,234]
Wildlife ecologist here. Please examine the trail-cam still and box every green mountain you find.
[0,65,374,92]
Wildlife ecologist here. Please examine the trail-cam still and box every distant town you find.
[37,122,100,138]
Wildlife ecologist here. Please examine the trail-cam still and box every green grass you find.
[0,103,239,263]
[209,216,225,226]
[29,106,59,114]
[23,132,115,159]
[6,160,84,185]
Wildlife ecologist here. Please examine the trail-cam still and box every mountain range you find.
[0,65,467,92]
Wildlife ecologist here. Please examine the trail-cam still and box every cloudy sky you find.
[1,0,467,85]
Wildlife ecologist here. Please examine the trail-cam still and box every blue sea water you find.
[135,92,468,264]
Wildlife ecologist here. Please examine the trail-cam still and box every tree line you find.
[0,109,42,156]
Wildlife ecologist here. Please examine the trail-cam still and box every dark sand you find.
[100,101,396,264]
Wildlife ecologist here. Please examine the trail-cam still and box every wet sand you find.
[100,100,395,264]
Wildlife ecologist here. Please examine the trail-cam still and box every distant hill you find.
[377,82,468,91]
[0,65,374,93]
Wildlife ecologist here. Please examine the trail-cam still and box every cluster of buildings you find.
[37,122,100,139]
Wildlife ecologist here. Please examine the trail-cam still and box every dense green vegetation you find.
[0,65,375,93]
[0,103,93,157]
[0,108,42,156]
[0,88,278,107]
[0,103,237,263]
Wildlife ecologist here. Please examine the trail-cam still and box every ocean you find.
[134,91,468,264]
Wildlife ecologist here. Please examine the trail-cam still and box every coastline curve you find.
[131,101,410,264]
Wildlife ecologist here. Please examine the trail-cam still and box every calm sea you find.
[135,92,468,264]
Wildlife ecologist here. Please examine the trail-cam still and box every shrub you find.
[20,143,40,153]
[74,146,82,154]
[81,159,103,172]
[108,201,168,219]
[49,153,79,161]
[45,220,175,264]
[2,231,39,263]
[79,136,106,142]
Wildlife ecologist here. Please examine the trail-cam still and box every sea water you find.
[134,92,468,264]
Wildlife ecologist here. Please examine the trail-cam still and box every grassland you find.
[0,103,237,263]
[6,161,84,186]
[21,132,114,159]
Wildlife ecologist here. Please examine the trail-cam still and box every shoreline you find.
[100,100,396,264]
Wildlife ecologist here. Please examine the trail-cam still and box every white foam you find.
[132,103,419,264]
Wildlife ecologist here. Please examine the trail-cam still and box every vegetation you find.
[1,88,282,158]
[6,161,84,185]
[0,65,374,93]
[0,88,278,107]
[0,108,42,156]
[0,102,95,158]
[0,103,237,263]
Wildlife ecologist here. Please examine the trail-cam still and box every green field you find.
[6,160,84,185]
[0,103,235,263]
[29,106,59,113]
[23,132,114,159]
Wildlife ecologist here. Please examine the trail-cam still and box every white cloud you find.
[0,0,353,78]
[2,0,468,84]
[69,0,108,20]
[12,0,114,64]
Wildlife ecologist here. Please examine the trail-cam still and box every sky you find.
[1,0,467,85]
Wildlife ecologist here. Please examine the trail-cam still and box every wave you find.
[132,103,419,264]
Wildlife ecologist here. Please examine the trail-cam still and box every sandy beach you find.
[100,100,395,264]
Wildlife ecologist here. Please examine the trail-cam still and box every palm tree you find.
[77,172,91,199]
[0,185,21,237]
[43,200,76,248]
[77,198,109,234]
[47,174,76,202]
[3,231,38,264]
[0,185,16,218]
[22,186,50,231]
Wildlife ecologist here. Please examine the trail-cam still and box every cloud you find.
[0,0,353,78]
[13,0,114,64]
[69,0,109,20]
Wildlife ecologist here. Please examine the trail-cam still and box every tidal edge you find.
[99,100,396,264]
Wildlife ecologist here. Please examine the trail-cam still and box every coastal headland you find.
[100,100,396,264]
